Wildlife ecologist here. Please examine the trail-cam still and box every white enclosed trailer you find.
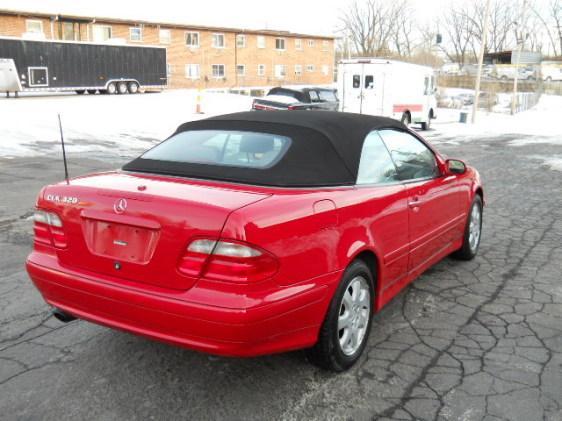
[337,58,437,129]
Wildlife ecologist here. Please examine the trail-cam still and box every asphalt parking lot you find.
[1,121,561,420]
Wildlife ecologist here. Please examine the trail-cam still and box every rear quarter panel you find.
[221,186,408,298]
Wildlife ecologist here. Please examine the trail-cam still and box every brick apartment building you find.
[0,9,336,89]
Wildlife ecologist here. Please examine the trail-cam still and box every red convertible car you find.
[26,111,483,371]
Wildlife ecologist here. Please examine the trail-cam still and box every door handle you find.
[408,196,424,207]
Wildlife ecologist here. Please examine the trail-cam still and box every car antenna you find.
[57,113,70,185]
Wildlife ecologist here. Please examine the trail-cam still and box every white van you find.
[337,59,437,129]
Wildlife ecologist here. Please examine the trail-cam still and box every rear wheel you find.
[306,260,374,372]
[452,195,483,260]
[128,81,139,94]
[421,111,432,130]
[117,82,128,94]
[107,82,117,94]
[400,112,410,126]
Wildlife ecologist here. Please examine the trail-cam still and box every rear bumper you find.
[26,252,339,357]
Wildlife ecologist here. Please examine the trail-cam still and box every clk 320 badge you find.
[45,194,79,204]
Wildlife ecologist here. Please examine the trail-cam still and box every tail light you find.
[178,238,278,283]
[287,105,297,110]
[33,209,68,248]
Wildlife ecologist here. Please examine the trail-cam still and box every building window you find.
[212,64,225,78]
[306,64,315,73]
[185,32,199,47]
[257,64,266,76]
[159,29,171,44]
[295,65,302,76]
[274,64,286,79]
[322,40,329,51]
[308,39,315,48]
[295,38,302,50]
[61,22,77,41]
[275,38,286,50]
[236,34,246,48]
[25,19,43,34]
[236,64,245,76]
[212,33,225,48]
[129,27,142,42]
[322,65,329,75]
[185,64,200,79]
[257,35,265,49]
[92,25,112,42]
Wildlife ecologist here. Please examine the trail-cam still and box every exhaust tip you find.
[52,308,77,323]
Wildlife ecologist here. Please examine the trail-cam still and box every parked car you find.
[251,86,339,111]
[493,65,536,81]
[26,111,484,372]
[541,63,562,82]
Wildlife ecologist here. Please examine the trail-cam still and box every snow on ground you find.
[0,90,253,159]
[429,95,562,144]
[0,89,560,162]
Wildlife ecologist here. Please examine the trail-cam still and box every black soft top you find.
[123,111,406,187]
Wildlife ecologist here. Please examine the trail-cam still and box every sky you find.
[0,0,450,36]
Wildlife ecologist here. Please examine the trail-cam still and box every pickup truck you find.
[252,87,339,111]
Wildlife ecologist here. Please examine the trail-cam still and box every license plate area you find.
[82,219,159,264]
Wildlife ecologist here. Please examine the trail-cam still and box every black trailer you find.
[0,36,167,96]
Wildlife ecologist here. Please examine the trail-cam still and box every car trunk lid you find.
[39,172,269,290]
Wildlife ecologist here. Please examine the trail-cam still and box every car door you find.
[378,129,460,275]
[355,131,409,290]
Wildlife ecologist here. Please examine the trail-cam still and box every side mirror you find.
[446,159,466,175]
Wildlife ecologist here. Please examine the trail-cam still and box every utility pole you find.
[511,0,528,115]
[472,0,492,124]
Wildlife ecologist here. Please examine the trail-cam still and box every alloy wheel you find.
[338,276,371,356]
[468,203,482,252]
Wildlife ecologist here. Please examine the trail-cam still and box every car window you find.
[378,129,439,181]
[317,90,336,101]
[365,75,374,89]
[142,130,291,169]
[357,131,399,185]
[309,91,320,102]
[353,75,360,88]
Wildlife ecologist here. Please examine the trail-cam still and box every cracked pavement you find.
[1,124,561,421]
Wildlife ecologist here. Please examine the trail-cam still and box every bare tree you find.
[340,0,412,56]
[469,0,516,59]
[441,3,476,65]
[390,0,415,57]
[531,0,561,56]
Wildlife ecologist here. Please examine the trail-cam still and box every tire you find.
[400,112,410,126]
[75,90,86,95]
[421,111,432,130]
[452,195,483,260]
[87,89,97,95]
[500,75,508,81]
[306,260,374,372]
[128,81,139,94]
[117,82,128,94]
[107,82,117,94]
[546,76,552,82]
